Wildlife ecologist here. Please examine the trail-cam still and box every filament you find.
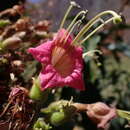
[60,1,80,29]
[64,20,82,44]
[60,10,87,44]
[71,10,122,45]
[79,17,114,44]
[66,10,88,32]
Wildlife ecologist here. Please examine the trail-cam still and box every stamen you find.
[71,10,122,45]
[60,1,80,29]
[60,10,87,44]
[79,17,113,44]
[56,20,82,61]
[64,20,82,44]
[82,50,102,59]
[66,10,88,32]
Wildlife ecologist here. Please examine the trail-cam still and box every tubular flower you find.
[28,1,122,91]
[28,29,84,91]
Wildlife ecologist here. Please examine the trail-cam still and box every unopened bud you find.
[13,31,26,39]
[2,36,21,50]
[41,100,76,126]
[29,77,49,101]
[35,31,48,38]
[88,102,110,115]
[33,118,52,130]
[86,102,117,129]
[50,111,66,126]
[0,19,11,28]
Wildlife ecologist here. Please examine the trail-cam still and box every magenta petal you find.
[29,28,85,91]
[28,41,53,64]
[39,66,85,91]
[65,69,85,90]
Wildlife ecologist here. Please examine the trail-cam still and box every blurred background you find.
[0,0,130,130]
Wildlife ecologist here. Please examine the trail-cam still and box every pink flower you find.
[28,1,121,91]
[28,29,85,91]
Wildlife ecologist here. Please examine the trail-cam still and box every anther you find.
[70,1,81,8]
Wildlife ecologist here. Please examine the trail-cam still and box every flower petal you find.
[39,46,85,91]
[54,29,73,46]
[39,65,85,91]
[28,41,53,64]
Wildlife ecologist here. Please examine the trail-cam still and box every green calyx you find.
[33,118,52,130]
[41,100,77,126]
[29,77,49,101]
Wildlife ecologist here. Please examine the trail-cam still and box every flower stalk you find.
[29,77,50,101]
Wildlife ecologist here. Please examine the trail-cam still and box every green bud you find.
[1,36,21,50]
[0,20,11,28]
[29,77,49,101]
[35,31,48,38]
[41,100,72,114]
[33,118,52,130]
[50,111,66,126]
[41,100,77,126]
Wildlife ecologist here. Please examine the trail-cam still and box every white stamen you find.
[71,10,122,45]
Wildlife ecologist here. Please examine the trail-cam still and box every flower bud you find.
[41,100,76,126]
[88,102,110,115]
[0,19,11,28]
[29,77,49,101]
[35,31,48,38]
[33,118,52,130]
[1,36,21,50]
[86,102,117,129]
[50,111,66,126]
